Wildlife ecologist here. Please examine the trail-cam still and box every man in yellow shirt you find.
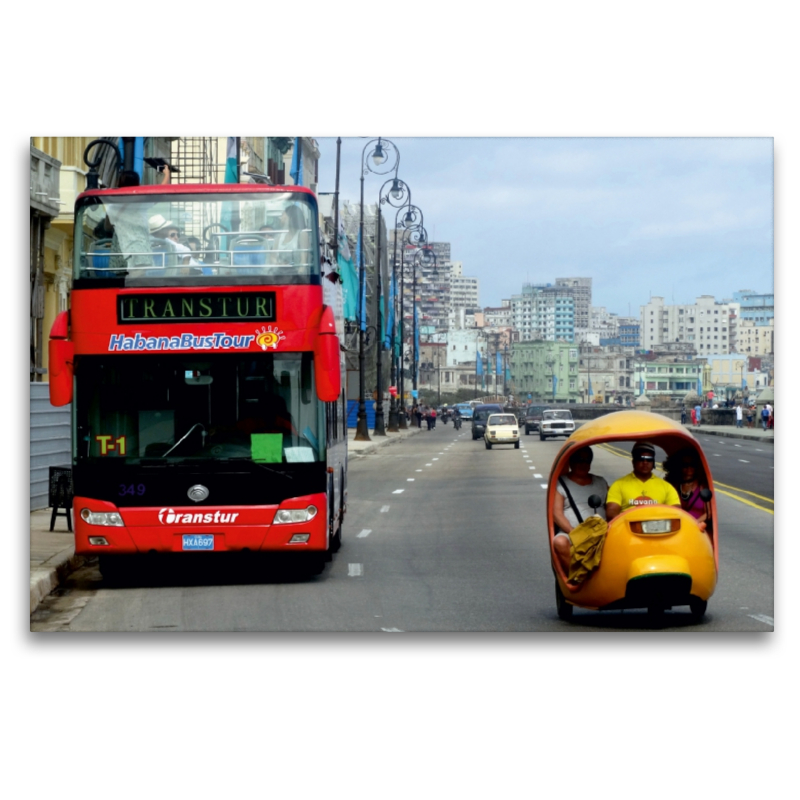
[606,441,680,520]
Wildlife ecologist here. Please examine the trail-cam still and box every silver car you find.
[539,409,575,440]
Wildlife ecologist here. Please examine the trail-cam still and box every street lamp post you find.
[392,202,424,430]
[411,245,436,397]
[377,177,412,433]
[355,138,400,442]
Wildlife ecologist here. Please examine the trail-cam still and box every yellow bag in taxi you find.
[568,516,608,584]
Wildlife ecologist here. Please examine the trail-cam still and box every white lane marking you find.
[426,463,433,466]
[407,478,415,482]
[380,505,390,513]
[529,466,536,470]
[381,627,404,633]
[739,459,750,463]
[357,529,372,538]
[756,449,763,452]
[713,454,721,457]
[348,563,364,577]
[432,458,439,461]
[438,452,444,455]
[734,444,742,447]
[540,483,548,489]
[416,469,423,472]
[748,614,774,626]
[392,489,405,494]
[534,474,543,478]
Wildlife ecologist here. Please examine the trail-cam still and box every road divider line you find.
[715,488,773,514]
[348,563,364,577]
[748,613,774,626]
[380,506,390,513]
[392,489,405,494]
[381,627,404,632]
[534,474,543,478]
[357,529,372,538]
[540,483,548,489]
[713,481,774,503]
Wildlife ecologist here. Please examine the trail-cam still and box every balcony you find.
[30,146,61,217]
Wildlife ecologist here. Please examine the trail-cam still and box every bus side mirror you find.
[314,305,341,402]
[699,488,712,502]
[48,311,74,406]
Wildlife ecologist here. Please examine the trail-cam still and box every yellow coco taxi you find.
[484,413,520,450]
[546,410,718,623]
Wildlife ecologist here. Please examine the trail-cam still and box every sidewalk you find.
[680,422,775,443]
[30,423,425,617]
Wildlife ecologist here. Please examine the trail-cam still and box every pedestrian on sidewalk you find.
[431,407,437,428]
[694,403,702,427]
[681,405,687,425]
[735,403,743,428]
[761,405,769,431]
[746,404,754,428]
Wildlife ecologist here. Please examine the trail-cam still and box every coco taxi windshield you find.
[74,190,319,285]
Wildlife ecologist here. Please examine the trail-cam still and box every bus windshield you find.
[74,191,319,285]
[74,353,324,465]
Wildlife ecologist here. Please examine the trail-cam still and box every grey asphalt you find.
[29,421,771,620]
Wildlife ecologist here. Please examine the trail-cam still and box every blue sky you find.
[314,137,773,317]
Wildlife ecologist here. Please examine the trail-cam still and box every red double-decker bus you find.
[49,183,347,579]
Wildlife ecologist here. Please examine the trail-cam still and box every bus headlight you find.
[273,506,318,524]
[80,508,124,526]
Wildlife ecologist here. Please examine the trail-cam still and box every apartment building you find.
[555,277,592,330]
[510,341,580,403]
[640,295,738,355]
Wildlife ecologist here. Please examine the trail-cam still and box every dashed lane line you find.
[392,489,405,494]
[380,506,390,513]
[748,614,774,627]
[540,483,548,489]
[357,529,372,538]
[348,563,364,577]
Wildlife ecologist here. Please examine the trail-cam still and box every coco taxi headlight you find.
[273,505,318,524]
[629,519,681,534]
[80,508,124,527]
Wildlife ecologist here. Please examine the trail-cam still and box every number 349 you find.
[119,484,146,496]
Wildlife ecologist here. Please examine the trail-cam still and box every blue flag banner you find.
[384,271,395,349]
[221,137,238,233]
[414,305,420,382]
[476,349,483,376]
[224,137,238,183]
[553,375,558,395]
[496,352,502,375]
[697,378,703,396]
[356,228,366,331]
[289,137,303,186]
[588,376,594,397]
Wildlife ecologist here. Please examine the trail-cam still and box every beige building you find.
[640,295,738,355]
[736,318,774,357]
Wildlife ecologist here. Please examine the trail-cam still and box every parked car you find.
[471,403,504,440]
[539,409,575,440]
[484,413,520,449]
[524,405,550,435]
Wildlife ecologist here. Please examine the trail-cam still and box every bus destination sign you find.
[118,292,276,324]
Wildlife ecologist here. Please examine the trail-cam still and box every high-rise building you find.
[640,295,738,355]
[555,277,592,330]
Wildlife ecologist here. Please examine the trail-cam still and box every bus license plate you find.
[182,534,214,551]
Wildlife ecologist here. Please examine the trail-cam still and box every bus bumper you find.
[72,494,329,555]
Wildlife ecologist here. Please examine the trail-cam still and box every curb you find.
[682,426,774,444]
[349,427,423,456]
[30,552,86,615]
